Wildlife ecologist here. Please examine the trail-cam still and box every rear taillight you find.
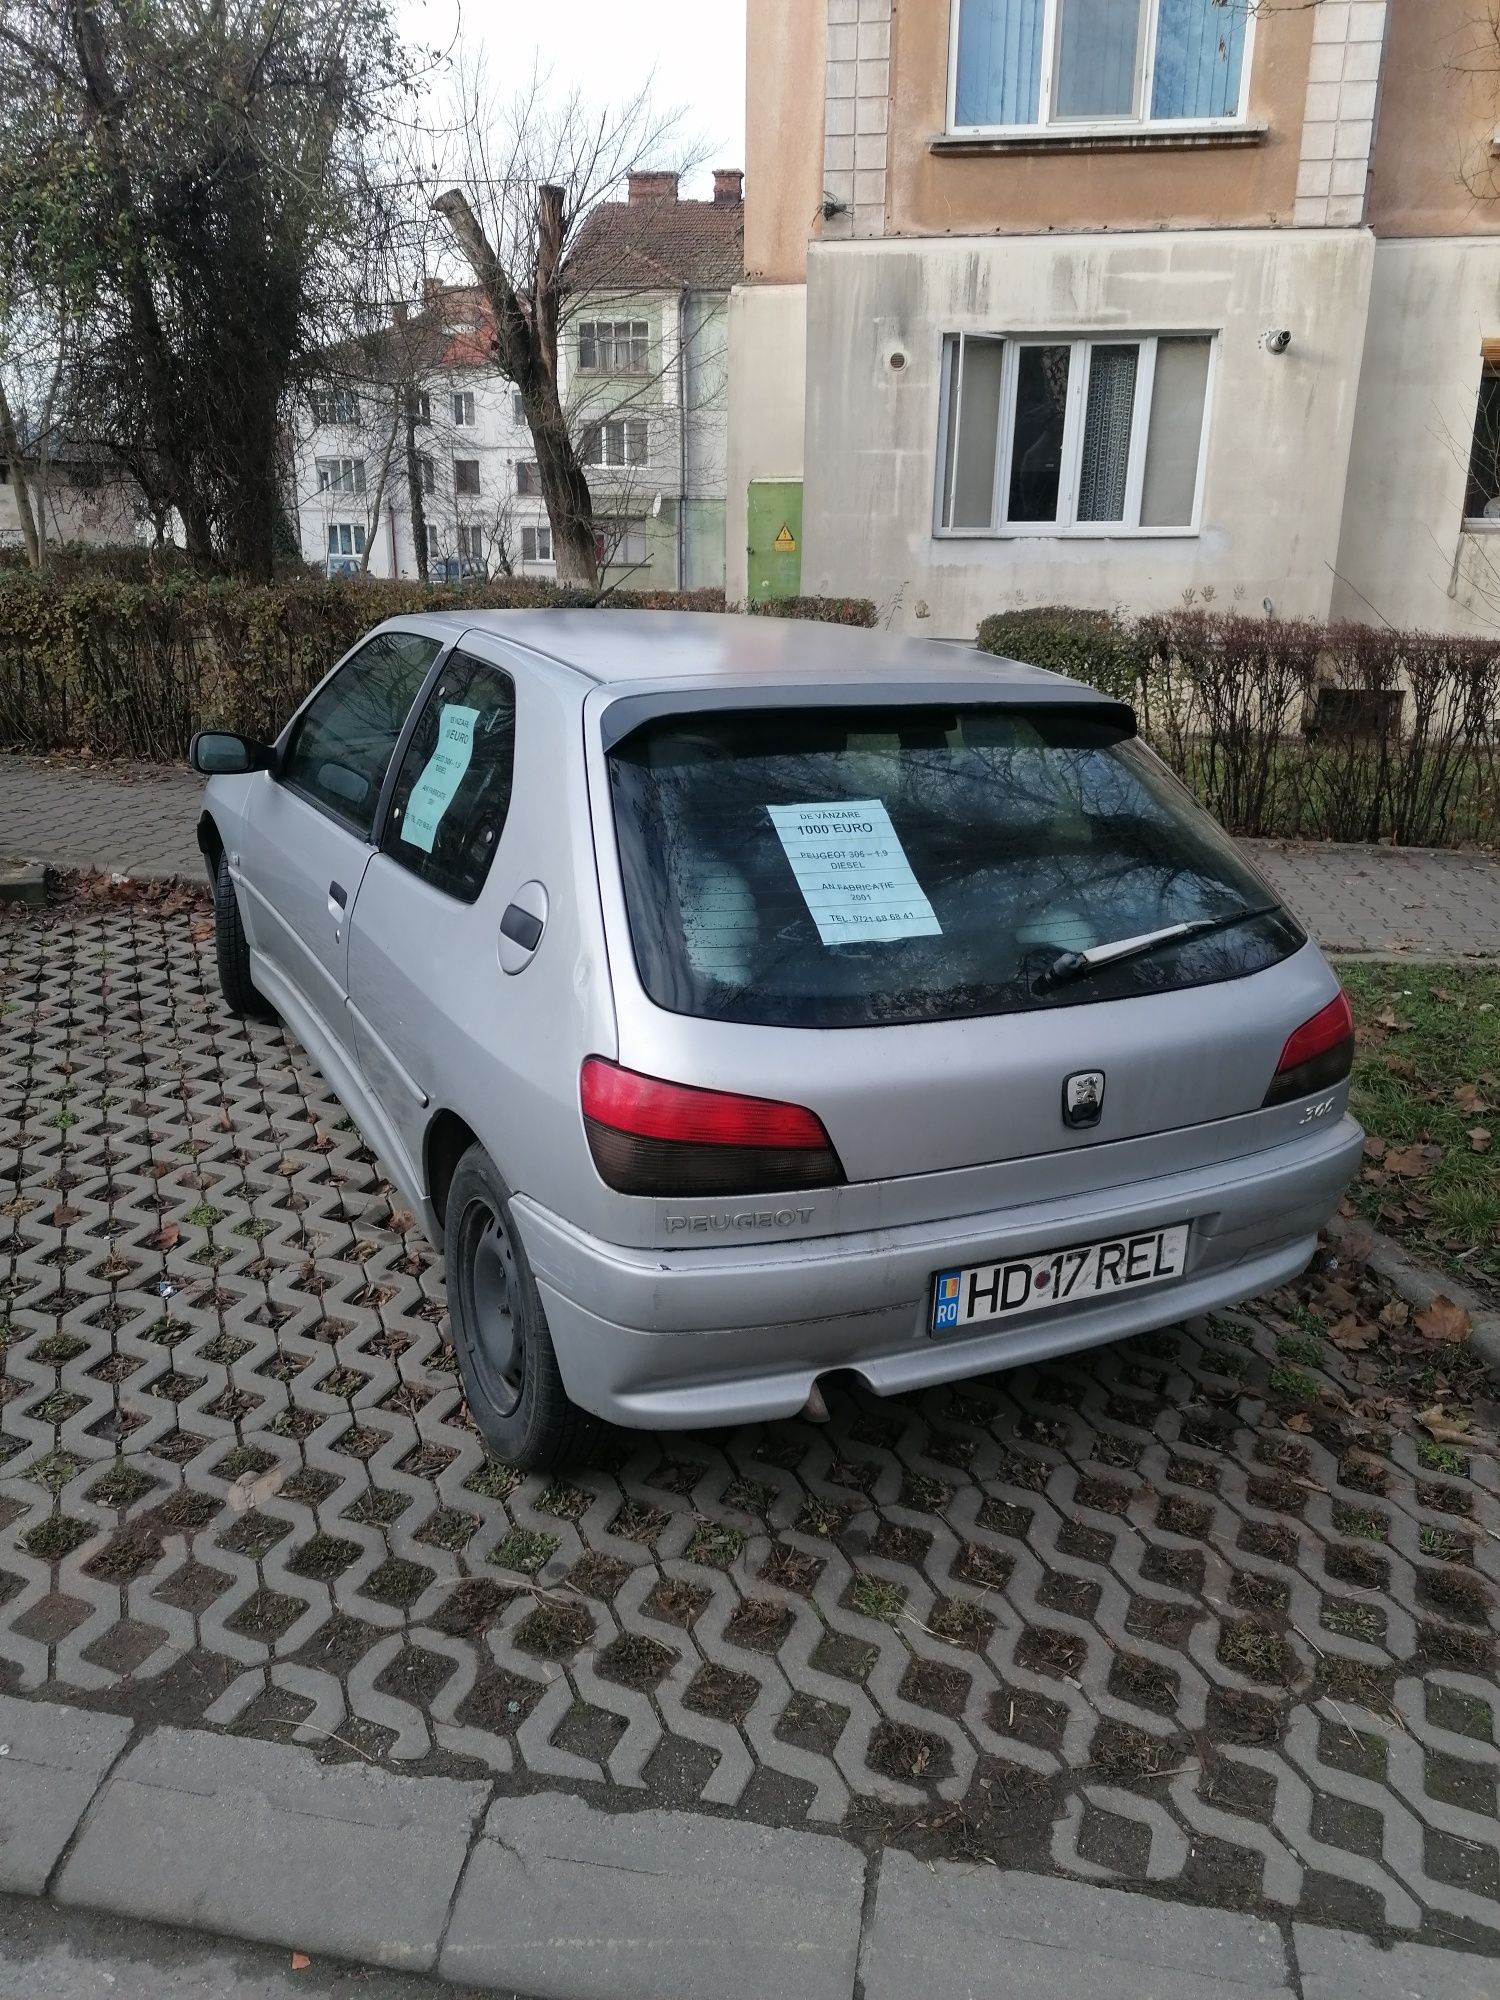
[1263,991,1355,1107]
[580,1058,845,1197]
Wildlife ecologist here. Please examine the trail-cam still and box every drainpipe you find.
[677,287,688,590]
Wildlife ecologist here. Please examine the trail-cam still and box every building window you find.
[452,390,476,427]
[425,524,440,559]
[597,516,648,566]
[522,524,553,563]
[315,457,366,495]
[310,388,359,426]
[327,523,366,556]
[417,453,435,496]
[454,457,481,497]
[936,332,1212,536]
[460,525,485,561]
[517,461,538,495]
[512,392,525,423]
[582,416,649,468]
[577,320,650,372]
[407,390,431,425]
[1464,348,1500,527]
[951,0,1250,132]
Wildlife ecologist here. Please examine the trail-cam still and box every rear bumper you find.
[513,1114,1363,1429]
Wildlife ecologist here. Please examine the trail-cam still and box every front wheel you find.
[213,852,273,1020]
[446,1144,598,1471]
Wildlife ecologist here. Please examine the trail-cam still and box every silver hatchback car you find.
[191,611,1362,1467]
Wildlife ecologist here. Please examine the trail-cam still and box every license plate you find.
[931,1224,1190,1335]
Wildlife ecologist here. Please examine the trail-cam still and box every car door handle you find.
[328,881,347,909]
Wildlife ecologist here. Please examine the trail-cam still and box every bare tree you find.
[431,65,701,586]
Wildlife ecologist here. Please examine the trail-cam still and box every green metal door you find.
[747,480,803,603]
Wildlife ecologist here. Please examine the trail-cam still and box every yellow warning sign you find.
[773,523,797,554]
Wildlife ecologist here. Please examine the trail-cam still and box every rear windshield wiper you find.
[1035,906,1281,991]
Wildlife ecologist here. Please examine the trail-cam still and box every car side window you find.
[381,649,517,903]
[279,631,442,837]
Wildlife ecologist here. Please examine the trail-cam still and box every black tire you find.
[213,852,273,1020]
[446,1143,599,1471]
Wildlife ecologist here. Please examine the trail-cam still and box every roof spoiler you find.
[597,687,1137,754]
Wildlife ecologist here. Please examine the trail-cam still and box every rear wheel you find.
[446,1143,599,1471]
[213,852,273,1020]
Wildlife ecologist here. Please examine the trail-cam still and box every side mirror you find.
[189,730,275,776]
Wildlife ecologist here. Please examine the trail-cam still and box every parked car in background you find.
[190,612,1362,1468]
[428,555,488,586]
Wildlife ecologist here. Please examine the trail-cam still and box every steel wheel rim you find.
[461,1196,524,1418]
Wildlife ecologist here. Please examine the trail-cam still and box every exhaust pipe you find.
[802,1382,830,1424]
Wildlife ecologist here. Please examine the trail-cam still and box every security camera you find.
[1264,329,1292,355]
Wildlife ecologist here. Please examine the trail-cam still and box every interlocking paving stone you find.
[0,759,203,880]
[0,1693,133,1893]
[1,897,1498,1949]
[55,1726,487,1971]
[441,1792,865,2000]
[865,1849,1291,1999]
[1245,841,1500,958]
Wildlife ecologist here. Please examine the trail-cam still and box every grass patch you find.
[1276,1332,1324,1368]
[490,1529,558,1576]
[1268,1367,1319,1404]
[1417,1438,1469,1477]
[851,1575,905,1622]
[1342,962,1500,1297]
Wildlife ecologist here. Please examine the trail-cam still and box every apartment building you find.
[290,290,552,581]
[293,169,742,589]
[728,0,1500,637]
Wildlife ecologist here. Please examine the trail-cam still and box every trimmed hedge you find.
[978,606,1500,848]
[0,576,876,757]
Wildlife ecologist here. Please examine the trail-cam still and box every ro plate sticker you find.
[400,703,479,854]
[766,800,942,946]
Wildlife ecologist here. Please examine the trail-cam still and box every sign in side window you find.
[382,650,517,903]
[766,801,942,945]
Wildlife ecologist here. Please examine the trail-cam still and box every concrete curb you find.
[0,1691,1492,2000]
[1329,1219,1500,1376]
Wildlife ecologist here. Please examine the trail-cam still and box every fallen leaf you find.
[291,1952,311,1972]
[1469,1127,1492,1154]
[51,1204,80,1228]
[1377,1298,1409,1331]
[1344,1447,1388,1482]
[1415,1296,1472,1346]
[1362,1135,1388,1163]
[1432,985,1457,1004]
[1329,1314,1378,1352]
[1382,1053,1417,1079]
[153,1220,179,1251]
[388,1208,415,1234]
[1455,1083,1490,1115]
[1417,1404,1471,1444]
[1284,1412,1314,1433]
[1373,1005,1401,1029]
[1386,1144,1439,1177]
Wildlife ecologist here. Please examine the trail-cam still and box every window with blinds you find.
[951,0,1250,131]
[936,332,1213,536]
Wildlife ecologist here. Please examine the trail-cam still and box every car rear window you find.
[606,704,1304,1028]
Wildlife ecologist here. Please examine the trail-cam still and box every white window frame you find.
[424,523,440,559]
[597,515,649,566]
[315,457,366,495]
[452,389,476,427]
[582,415,649,468]
[407,390,431,425]
[946,0,1256,137]
[521,524,554,563]
[310,388,359,426]
[933,330,1216,540]
[453,456,481,497]
[326,522,366,556]
[512,391,525,424]
[459,524,485,561]
[577,320,651,373]
[417,452,435,496]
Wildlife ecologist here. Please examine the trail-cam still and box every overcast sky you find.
[403,0,748,198]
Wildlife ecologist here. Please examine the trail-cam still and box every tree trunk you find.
[361,396,401,576]
[405,403,428,583]
[0,381,41,570]
[433,184,600,588]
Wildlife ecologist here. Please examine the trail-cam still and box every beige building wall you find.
[801,229,1376,638]
[1369,0,1500,237]
[745,0,826,281]
[1332,238,1500,633]
[886,1,1317,237]
[724,283,808,603]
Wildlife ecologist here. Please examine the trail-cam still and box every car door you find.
[235,627,443,1056]
[345,644,520,1175]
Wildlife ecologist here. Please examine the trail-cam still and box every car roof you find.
[385,609,1104,703]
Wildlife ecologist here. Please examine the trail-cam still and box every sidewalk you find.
[1,1694,1492,2000]
[2,754,1500,956]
